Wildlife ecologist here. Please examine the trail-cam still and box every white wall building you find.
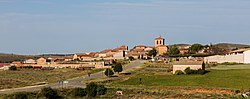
[173,61,205,74]
[113,51,127,59]
[204,48,250,64]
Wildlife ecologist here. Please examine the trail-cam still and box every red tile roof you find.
[0,64,10,67]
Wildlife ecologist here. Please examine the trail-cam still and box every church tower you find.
[154,36,168,55]
[155,36,165,47]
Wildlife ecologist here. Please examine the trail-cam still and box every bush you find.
[104,69,114,77]
[184,67,195,75]
[71,88,87,97]
[184,67,206,75]
[23,66,33,69]
[128,56,135,61]
[40,87,59,99]
[197,69,206,75]
[97,85,107,95]
[9,66,17,70]
[13,92,28,99]
[175,70,184,75]
[86,82,98,97]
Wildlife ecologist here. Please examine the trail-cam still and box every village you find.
[1,36,250,98]
[1,36,250,74]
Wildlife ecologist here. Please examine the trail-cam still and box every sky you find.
[0,0,250,55]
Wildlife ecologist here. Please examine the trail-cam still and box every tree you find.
[167,46,180,56]
[113,63,123,74]
[190,44,204,53]
[41,87,59,99]
[9,66,17,71]
[104,69,114,77]
[148,48,157,57]
[86,82,97,97]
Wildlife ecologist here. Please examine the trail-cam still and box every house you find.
[179,49,189,55]
[73,53,92,60]
[11,61,23,67]
[64,56,74,61]
[204,48,250,64]
[133,45,147,50]
[155,36,168,55]
[126,51,148,59]
[173,61,205,74]
[0,64,11,70]
[113,45,128,52]
[23,59,36,64]
[37,57,47,65]
[113,51,127,59]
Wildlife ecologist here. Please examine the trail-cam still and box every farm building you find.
[173,61,205,74]
[204,48,250,64]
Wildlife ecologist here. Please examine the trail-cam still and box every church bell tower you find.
[155,36,165,47]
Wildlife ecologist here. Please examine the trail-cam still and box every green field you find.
[113,64,250,90]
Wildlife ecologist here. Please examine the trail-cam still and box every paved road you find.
[0,60,144,94]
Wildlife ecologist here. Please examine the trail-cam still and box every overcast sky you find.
[0,0,250,55]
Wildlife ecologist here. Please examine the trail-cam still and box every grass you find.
[210,64,250,70]
[0,68,103,90]
[115,69,250,89]
[112,64,250,90]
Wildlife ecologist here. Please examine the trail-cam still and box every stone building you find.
[37,57,47,65]
[155,36,168,55]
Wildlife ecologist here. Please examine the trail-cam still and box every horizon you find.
[1,42,249,55]
[1,0,250,54]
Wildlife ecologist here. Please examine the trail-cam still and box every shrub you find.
[184,67,194,75]
[97,85,107,95]
[175,70,184,75]
[197,69,206,75]
[128,56,135,61]
[9,66,17,70]
[71,88,87,97]
[13,92,28,99]
[40,87,59,99]
[86,82,98,97]
[23,66,33,69]
[104,69,114,77]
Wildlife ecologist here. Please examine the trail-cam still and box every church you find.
[154,36,168,55]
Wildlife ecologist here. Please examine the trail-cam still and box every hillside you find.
[213,43,250,51]
[0,54,37,63]
[170,43,250,50]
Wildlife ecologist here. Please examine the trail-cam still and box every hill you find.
[213,43,250,51]
[170,43,250,50]
[0,54,37,63]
